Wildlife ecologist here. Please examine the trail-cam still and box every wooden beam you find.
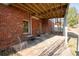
[24,3,40,14]
[11,4,28,12]
[11,3,68,19]
[38,3,49,18]
[18,4,39,15]
[33,4,44,13]
[47,3,53,19]
[37,4,67,18]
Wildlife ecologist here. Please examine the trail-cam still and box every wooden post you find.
[76,34,79,55]
[63,8,68,45]
[63,17,68,45]
[63,5,69,45]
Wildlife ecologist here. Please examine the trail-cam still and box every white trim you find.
[31,16,40,20]
[30,18,32,35]
[63,16,68,45]
[65,27,68,45]
[63,6,69,45]
[39,22,42,34]
[23,20,30,34]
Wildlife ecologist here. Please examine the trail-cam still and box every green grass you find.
[68,38,77,56]
[0,48,16,56]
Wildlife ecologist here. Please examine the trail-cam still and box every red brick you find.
[0,4,30,49]
[0,4,53,49]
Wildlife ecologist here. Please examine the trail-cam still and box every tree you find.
[67,7,77,27]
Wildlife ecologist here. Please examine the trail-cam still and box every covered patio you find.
[10,3,69,44]
[0,3,70,56]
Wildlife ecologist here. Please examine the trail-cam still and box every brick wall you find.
[0,4,53,49]
[42,19,49,33]
[41,19,53,33]
[0,4,30,49]
[32,18,53,35]
[48,20,54,32]
[32,17,42,36]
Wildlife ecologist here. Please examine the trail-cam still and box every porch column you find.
[63,15,68,45]
[76,34,79,55]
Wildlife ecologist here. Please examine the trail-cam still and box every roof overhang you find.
[9,3,69,19]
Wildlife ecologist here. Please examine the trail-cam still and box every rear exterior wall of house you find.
[0,4,53,49]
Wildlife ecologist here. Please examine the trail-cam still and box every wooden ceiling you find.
[10,3,68,19]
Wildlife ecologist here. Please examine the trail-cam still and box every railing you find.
[68,31,79,56]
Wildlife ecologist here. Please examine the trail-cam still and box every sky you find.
[69,3,79,13]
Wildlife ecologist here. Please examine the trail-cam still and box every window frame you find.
[23,20,30,34]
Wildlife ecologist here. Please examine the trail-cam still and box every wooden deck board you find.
[53,42,65,56]
[17,36,65,56]
[59,48,73,56]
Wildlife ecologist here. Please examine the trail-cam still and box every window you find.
[23,21,29,33]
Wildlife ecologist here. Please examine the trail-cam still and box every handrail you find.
[68,31,79,56]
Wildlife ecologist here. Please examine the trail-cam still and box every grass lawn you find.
[0,48,16,56]
[68,37,77,56]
